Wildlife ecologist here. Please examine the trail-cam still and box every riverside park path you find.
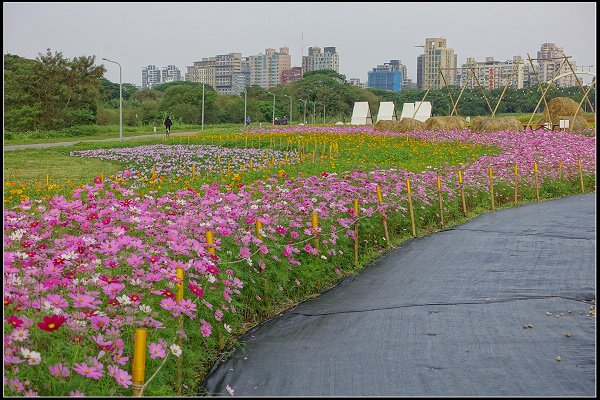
[3,131,197,151]
[202,193,596,397]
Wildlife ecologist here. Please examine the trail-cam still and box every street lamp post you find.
[243,88,247,130]
[102,58,122,141]
[300,99,307,124]
[283,95,292,124]
[267,92,275,124]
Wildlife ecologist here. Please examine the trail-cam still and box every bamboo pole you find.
[205,230,215,255]
[375,185,390,247]
[353,199,359,268]
[312,211,319,250]
[578,159,585,193]
[556,160,562,180]
[175,267,184,396]
[489,167,495,210]
[534,161,540,202]
[514,163,519,206]
[256,220,263,241]
[437,176,444,229]
[406,178,416,237]
[131,328,147,397]
[458,170,467,215]
[46,174,49,187]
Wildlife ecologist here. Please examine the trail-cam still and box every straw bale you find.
[471,116,522,133]
[424,116,467,130]
[545,97,582,121]
[374,118,425,133]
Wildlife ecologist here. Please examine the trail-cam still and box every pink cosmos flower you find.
[8,378,24,393]
[148,342,166,359]
[160,298,177,311]
[108,365,132,388]
[43,294,69,308]
[239,247,251,259]
[290,231,299,239]
[201,322,212,338]
[125,253,144,267]
[90,315,110,331]
[214,309,224,322]
[69,390,85,397]
[73,362,103,380]
[6,315,24,328]
[49,362,71,378]
[179,299,197,317]
[69,293,99,309]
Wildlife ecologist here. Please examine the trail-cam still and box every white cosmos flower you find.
[170,344,182,357]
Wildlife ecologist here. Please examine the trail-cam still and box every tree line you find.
[4,50,596,132]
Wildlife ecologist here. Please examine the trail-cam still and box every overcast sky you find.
[3,2,596,86]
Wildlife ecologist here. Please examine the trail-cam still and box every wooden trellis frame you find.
[525,54,596,130]
[415,62,521,118]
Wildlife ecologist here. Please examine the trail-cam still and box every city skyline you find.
[3,2,596,86]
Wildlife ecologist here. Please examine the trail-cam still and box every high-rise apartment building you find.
[302,46,339,73]
[367,59,404,92]
[141,65,161,89]
[161,65,182,84]
[185,58,216,88]
[534,42,577,88]
[419,38,456,90]
[249,47,291,88]
[416,54,425,90]
[459,56,524,89]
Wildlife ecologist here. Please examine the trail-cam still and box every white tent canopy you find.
[400,101,432,122]
[377,102,398,121]
[350,102,373,125]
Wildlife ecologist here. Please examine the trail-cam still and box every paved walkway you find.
[202,194,596,396]
[3,131,198,151]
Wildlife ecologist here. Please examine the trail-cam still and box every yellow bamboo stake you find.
[514,163,519,206]
[256,220,263,241]
[489,167,495,210]
[458,170,467,215]
[249,159,253,170]
[406,178,416,237]
[218,155,221,173]
[558,161,563,180]
[312,211,319,250]
[437,176,444,229]
[131,328,147,397]
[46,174,49,187]
[578,159,585,193]
[375,185,390,247]
[534,161,540,202]
[192,165,196,178]
[354,199,359,268]
[205,230,215,255]
[175,267,184,396]
[101,172,104,183]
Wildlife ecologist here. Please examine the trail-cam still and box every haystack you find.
[424,116,467,130]
[471,116,522,133]
[545,97,581,121]
[374,118,425,133]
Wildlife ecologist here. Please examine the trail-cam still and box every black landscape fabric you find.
[202,194,596,396]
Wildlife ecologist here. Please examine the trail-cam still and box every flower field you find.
[3,126,596,396]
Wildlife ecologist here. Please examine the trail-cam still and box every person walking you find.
[164,115,173,137]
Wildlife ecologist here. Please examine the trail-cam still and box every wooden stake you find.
[406,178,416,237]
[46,174,49,187]
[256,220,263,241]
[514,163,519,206]
[458,170,467,215]
[354,199,359,268]
[578,159,585,193]
[534,162,540,202]
[375,185,390,247]
[437,176,444,229]
[558,161,563,180]
[205,230,215,255]
[131,328,147,397]
[312,211,319,250]
[489,167,495,210]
